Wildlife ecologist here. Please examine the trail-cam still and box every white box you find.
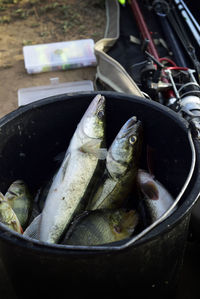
[23,39,97,74]
[18,79,94,106]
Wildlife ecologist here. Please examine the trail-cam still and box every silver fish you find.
[0,193,23,234]
[5,180,32,229]
[88,116,143,210]
[38,94,106,243]
[63,209,139,246]
[137,169,175,222]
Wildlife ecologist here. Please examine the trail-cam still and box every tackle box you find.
[23,39,97,74]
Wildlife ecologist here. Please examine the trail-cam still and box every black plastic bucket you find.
[0,91,199,299]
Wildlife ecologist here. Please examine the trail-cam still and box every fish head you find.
[81,94,105,140]
[107,116,143,178]
[5,180,27,200]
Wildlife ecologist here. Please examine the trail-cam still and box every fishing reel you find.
[140,50,169,99]
[140,53,200,137]
[165,67,200,138]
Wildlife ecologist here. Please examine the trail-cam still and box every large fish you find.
[37,94,106,243]
[88,116,143,210]
[62,209,139,246]
[0,193,23,234]
[137,169,175,222]
[5,180,32,229]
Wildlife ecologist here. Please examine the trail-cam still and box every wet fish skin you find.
[137,169,175,222]
[5,180,32,229]
[0,193,23,234]
[88,116,143,210]
[62,209,139,246]
[39,94,106,244]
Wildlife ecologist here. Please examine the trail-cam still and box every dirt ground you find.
[0,0,106,118]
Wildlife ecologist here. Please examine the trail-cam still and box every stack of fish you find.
[0,94,175,246]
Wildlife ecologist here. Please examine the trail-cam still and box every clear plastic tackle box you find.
[23,39,97,74]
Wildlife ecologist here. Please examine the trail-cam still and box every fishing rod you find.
[152,0,188,68]
[129,0,175,101]
[130,0,159,60]
[173,0,200,47]
[168,8,200,80]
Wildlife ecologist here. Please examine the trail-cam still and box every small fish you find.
[62,209,139,246]
[137,169,175,222]
[88,116,143,210]
[0,193,23,234]
[38,94,106,243]
[5,180,32,229]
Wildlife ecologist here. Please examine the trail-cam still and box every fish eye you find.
[129,135,137,145]
[97,110,104,119]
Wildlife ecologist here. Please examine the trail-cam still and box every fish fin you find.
[61,211,89,243]
[23,214,42,240]
[92,179,117,210]
[61,152,71,181]
[87,170,109,210]
[141,181,159,200]
[12,221,23,234]
[79,140,107,160]
[89,184,105,210]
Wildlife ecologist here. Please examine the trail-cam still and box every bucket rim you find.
[0,90,190,129]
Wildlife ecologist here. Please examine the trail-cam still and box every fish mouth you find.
[118,116,141,139]
[96,94,106,108]
[86,94,106,117]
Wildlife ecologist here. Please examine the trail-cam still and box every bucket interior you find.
[0,91,196,248]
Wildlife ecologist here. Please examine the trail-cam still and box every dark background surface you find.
[0,237,200,298]
[176,239,200,299]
